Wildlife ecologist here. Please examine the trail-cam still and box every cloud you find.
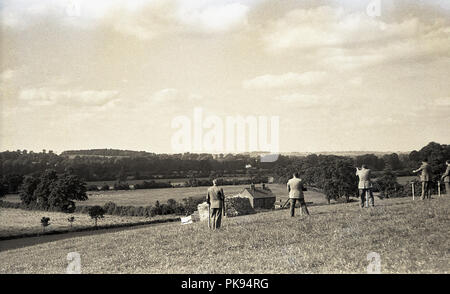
[1,0,250,39]
[150,88,203,103]
[243,71,327,90]
[433,97,450,107]
[262,6,420,52]
[0,69,18,81]
[273,93,341,109]
[176,2,249,33]
[18,88,119,107]
[150,88,179,103]
[262,5,450,71]
[274,93,321,105]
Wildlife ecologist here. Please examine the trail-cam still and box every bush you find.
[103,201,117,215]
[134,180,172,189]
[374,169,405,198]
[100,184,110,191]
[144,205,154,217]
[182,197,204,215]
[113,182,130,190]
[40,216,50,232]
[88,205,105,227]
[86,185,99,191]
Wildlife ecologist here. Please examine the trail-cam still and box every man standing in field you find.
[356,165,374,208]
[441,160,450,196]
[287,172,309,217]
[413,159,432,200]
[206,179,225,230]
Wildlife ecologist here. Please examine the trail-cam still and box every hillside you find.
[0,196,448,273]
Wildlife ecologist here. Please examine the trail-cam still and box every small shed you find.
[239,184,276,209]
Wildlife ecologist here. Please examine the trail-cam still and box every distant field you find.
[3,184,329,207]
[0,208,174,239]
[86,176,252,186]
[1,197,448,273]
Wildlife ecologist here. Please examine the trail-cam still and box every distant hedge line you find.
[0,196,205,217]
[86,177,268,191]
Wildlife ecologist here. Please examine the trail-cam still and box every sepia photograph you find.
[0,0,449,281]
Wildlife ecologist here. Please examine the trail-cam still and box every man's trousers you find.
[421,181,432,200]
[289,198,309,217]
[209,207,222,229]
[360,189,374,207]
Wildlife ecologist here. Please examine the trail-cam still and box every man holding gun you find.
[356,164,374,208]
[287,172,309,217]
[413,159,432,200]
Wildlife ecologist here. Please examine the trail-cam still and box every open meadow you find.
[0,196,448,273]
[2,184,329,207]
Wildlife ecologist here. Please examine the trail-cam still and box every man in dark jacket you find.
[206,179,225,230]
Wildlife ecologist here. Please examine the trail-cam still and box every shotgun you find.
[222,194,226,217]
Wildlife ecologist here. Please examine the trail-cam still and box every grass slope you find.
[0,197,449,273]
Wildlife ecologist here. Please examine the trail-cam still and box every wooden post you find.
[411,182,415,200]
[438,181,441,197]
[365,190,369,208]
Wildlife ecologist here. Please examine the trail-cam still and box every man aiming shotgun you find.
[356,165,374,207]
[413,159,432,200]
[206,179,225,230]
[286,172,309,217]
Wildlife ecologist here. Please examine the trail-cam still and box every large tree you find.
[48,173,88,212]
[18,169,88,212]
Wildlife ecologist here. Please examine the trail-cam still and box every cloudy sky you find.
[1,0,449,154]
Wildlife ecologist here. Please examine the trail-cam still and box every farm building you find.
[238,184,276,209]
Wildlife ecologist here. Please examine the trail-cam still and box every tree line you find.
[1,142,449,202]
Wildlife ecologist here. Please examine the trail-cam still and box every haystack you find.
[197,202,210,222]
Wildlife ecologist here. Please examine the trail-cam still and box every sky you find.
[1,0,449,154]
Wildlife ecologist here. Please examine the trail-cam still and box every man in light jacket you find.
[413,159,432,200]
[356,165,374,207]
[287,172,309,217]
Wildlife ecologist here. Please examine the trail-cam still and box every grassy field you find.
[0,208,175,238]
[2,184,329,207]
[0,196,448,273]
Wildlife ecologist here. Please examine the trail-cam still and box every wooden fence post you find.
[438,181,441,197]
